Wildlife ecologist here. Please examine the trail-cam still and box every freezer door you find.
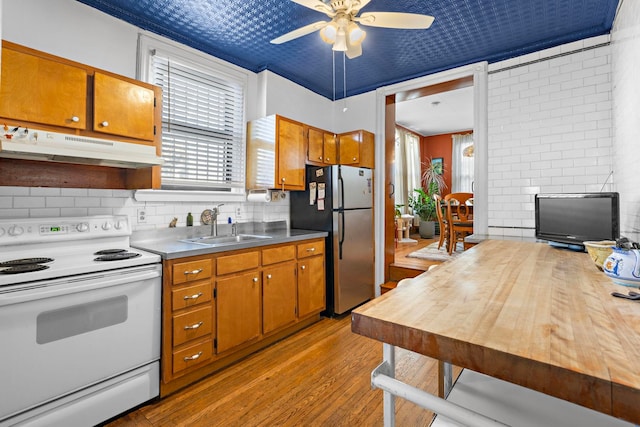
[333,208,374,314]
[332,165,373,210]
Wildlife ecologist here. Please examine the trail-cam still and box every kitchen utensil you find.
[611,291,640,301]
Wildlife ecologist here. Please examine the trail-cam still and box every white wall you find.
[486,35,613,238]
[611,0,640,242]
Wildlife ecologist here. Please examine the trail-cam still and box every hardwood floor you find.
[104,315,441,427]
[394,233,439,270]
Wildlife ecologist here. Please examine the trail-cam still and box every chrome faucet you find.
[211,204,224,236]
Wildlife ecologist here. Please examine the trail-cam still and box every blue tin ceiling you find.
[76,0,619,100]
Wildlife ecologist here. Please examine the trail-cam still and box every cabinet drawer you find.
[173,306,213,347]
[172,282,212,311]
[172,259,213,285]
[262,245,295,265]
[172,340,213,375]
[217,251,259,275]
[297,240,325,259]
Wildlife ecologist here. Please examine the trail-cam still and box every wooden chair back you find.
[433,194,447,250]
[443,192,474,254]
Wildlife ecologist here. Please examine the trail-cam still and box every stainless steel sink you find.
[180,234,272,246]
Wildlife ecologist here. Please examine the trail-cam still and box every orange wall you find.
[420,130,471,196]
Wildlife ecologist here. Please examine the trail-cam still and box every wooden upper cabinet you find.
[338,129,375,169]
[93,72,155,141]
[246,115,305,191]
[339,131,361,165]
[0,46,87,129]
[277,117,306,191]
[307,126,336,166]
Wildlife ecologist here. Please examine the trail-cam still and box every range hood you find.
[0,127,163,169]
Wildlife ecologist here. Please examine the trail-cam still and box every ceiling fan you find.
[270,0,434,59]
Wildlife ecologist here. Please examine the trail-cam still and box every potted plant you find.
[408,158,447,238]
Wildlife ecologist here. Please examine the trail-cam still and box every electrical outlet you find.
[137,208,147,223]
[236,207,241,218]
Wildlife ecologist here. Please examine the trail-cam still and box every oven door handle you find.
[0,264,161,307]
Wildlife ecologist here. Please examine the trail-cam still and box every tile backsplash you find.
[0,186,290,231]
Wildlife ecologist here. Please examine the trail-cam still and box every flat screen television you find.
[535,192,620,249]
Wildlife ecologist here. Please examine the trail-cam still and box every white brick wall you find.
[612,0,640,242]
[0,186,290,231]
[487,36,613,238]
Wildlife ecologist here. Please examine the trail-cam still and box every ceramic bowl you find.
[583,240,616,270]
[603,247,640,287]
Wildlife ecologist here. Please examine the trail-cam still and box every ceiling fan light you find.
[347,23,366,45]
[332,28,348,51]
[320,22,338,44]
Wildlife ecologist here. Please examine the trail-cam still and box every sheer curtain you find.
[452,133,474,193]
[394,128,421,213]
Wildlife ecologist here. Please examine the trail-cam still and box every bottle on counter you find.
[186,212,193,226]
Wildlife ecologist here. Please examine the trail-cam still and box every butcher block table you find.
[352,240,640,426]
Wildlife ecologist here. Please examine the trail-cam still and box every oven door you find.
[0,264,161,423]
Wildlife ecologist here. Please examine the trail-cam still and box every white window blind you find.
[150,52,245,190]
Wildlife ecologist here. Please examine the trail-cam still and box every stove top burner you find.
[0,264,50,274]
[94,252,141,262]
[0,258,54,267]
[94,249,127,255]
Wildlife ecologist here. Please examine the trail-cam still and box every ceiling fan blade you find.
[270,21,329,44]
[357,12,434,29]
[291,0,334,15]
[346,43,362,59]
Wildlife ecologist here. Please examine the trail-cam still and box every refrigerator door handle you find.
[338,210,345,259]
[338,168,345,210]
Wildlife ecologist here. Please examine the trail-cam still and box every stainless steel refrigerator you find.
[290,165,374,316]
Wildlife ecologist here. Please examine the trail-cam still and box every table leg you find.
[438,361,453,398]
[383,343,396,427]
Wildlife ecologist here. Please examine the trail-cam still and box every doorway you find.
[373,63,488,287]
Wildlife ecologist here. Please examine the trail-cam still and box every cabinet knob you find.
[100,121,109,127]
[266,274,272,280]
[353,157,357,161]
[301,265,306,270]
[71,116,80,123]
[319,156,323,160]
[326,157,330,161]
[253,277,258,282]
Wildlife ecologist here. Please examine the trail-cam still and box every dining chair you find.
[433,194,448,250]
[444,192,474,255]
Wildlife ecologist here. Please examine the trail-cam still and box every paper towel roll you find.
[247,191,271,203]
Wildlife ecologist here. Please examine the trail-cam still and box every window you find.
[394,127,421,212]
[452,133,474,192]
[140,34,247,193]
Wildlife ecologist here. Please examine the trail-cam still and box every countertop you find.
[131,221,327,260]
[352,239,640,424]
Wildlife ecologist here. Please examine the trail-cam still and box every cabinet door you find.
[263,262,297,334]
[338,131,361,165]
[298,255,326,318]
[0,47,87,129]
[307,127,325,164]
[323,132,337,165]
[216,271,261,353]
[359,130,375,169]
[93,72,155,141]
[276,117,306,190]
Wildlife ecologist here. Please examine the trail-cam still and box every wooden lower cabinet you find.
[161,238,326,396]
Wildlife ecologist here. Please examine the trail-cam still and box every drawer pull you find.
[183,321,204,330]
[306,247,316,252]
[183,292,203,301]
[184,268,203,276]
[100,120,109,127]
[71,116,80,123]
[183,351,203,362]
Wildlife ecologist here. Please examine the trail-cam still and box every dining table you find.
[351,239,640,426]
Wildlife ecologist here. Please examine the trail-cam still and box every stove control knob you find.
[102,222,112,231]
[0,227,5,237]
[114,220,126,230]
[76,222,90,233]
[8,225,24,236]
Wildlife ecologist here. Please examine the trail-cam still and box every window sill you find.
[134,189,247,203]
